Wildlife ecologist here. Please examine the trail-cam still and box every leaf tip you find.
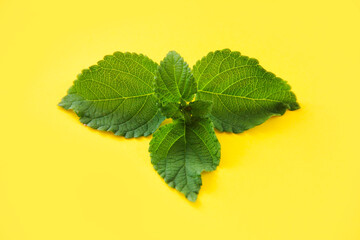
[289,102,301,111]
[167,50,180,56]
[58,99,69,110]
[187,192,198,202]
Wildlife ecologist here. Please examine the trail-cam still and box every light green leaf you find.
[155,51,196,103]
[59,52,165,138]
[149,118,220,201]
[193,49,300,133]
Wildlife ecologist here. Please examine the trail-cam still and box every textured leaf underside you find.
[59,52,165,138]
[149,118,220,201]
[193,49,300,133]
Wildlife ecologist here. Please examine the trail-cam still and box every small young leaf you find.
[160,102,184,120]
[59,52,165,138]
[193,49,300,133]
[149,118,220,201]
[189,100,213,119]
[155,51,197,103]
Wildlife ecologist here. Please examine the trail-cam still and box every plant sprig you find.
[59,49,299,201]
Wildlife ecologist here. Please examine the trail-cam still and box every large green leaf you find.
[155,51,196,103]
[59,52,165,138]
[193,49,300,133]
[149,118,220,201]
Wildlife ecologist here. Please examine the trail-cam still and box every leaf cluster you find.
[59,49,299,201]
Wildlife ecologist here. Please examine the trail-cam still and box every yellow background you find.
[1,0,360,239]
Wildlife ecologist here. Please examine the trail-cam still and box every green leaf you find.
[160,102,184,120]
[189,100,212,119]
[155,51,197,103]
[59,52,165,138]
[193,49,300,133]
[160,100,213,122]
[149,118,220,201]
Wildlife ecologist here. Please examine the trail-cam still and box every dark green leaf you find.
[160,102,184,120]
[149,118,220,201]
[189,100,213,119]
